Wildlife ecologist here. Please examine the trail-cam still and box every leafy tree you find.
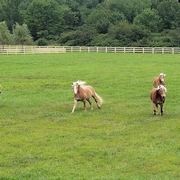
[157,1,180,29]
[106,0,152,23]
[0,0,180,47]
[82,0,102,8]
[130,25,150,46]
[108,21,150,47]
[59,31,77,45]
[86,5,111,34]
[90,33,116,46]
[73,24,97,45]
[0,21,13,48]
[60,24,96,46]
[163,29,180,47]
[134,8,163,32]
[61,5,80,31]
[13,22,33,47]
[108,21,132,46]
[25,0,64,41]
[0,0,24,32]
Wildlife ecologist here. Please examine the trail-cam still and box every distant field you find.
[0,53,180,179]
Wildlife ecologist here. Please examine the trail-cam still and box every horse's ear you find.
[156,86,161,90]
[164,74,166,77]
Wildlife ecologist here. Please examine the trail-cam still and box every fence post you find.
[32,46,34,54]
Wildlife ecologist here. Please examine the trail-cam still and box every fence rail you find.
[0,46,66,55]
[0,46,180,54]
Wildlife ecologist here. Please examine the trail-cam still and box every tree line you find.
[0,0,180,47]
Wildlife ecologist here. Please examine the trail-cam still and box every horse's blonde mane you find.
[159,73,166,77]
[157,85,167,92]
[73,80,86,86]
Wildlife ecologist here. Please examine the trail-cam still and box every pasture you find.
[0,53,180,179]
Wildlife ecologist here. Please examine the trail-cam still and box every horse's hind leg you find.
[86,98,93,110]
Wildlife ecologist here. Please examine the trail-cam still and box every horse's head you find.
[159,73,166,83]
[72,80,86,94]
[72,82,79,94]
[157,85,167,99]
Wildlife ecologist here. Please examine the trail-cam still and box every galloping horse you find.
[71,80,103,113]
[150,85,167,115]
[153,73,166,87]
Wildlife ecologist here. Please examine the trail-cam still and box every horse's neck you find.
[78,86,85,94]
[74,86,86,99]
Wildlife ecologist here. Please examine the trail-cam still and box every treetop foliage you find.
[0,0,180,47]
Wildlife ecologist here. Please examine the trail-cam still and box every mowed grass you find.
[0,53,180,180]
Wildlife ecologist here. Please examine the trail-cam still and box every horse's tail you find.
[95,92,103,105]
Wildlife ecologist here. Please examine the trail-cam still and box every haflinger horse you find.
[150,85,167,116]
[71,80,103,113]
[153,73,166,87]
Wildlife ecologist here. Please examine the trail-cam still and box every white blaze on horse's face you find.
[159,75,164,82]
[159,73,166,82]
[72,83,78,94]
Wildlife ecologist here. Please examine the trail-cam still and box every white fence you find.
[65,46,180,54]
[0,46,180,54]
[0,46,66,55]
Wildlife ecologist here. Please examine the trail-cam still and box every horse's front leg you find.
[160,104,164,116]
[71,99,77,113]
[86,98,93,110]
[152,102,158,115]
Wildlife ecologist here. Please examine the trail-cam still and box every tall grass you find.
[0,53,180,179]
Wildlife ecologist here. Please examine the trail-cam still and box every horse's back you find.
[153,77,165,87]
[82,86,95,93]
[153,77,160,87]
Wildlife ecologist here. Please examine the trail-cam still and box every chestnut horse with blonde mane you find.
[153,73,166,87]
[71,81,103,113]
[150,85,167,115]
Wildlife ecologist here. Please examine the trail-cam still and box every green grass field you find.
[0,53,180,180]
